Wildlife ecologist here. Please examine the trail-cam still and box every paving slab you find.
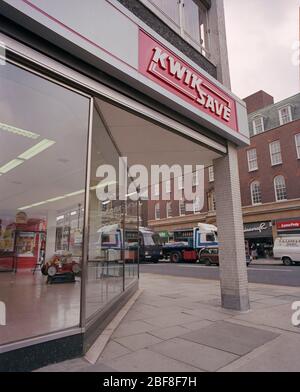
[149,337,239,372]
[180,319,214,331]
[160,292,188,299]
[234,303,300,334]
[274,295,300,302]
[114,333,162,351]
[182,308,234,321]
[221,334,300,372]
[105,348,202,372]
[143,312,201,328]
[99,341,132,361]
[256,297,294,306]
[148,325,190,340]
[112,320,155,338]
[181,321,279,355]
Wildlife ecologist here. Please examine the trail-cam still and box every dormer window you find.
[279,106,292,125]
[252,116,264,135]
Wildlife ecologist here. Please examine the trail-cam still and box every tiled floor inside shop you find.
[0,266,137,345]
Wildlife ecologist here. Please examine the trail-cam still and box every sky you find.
[224,0,300,102]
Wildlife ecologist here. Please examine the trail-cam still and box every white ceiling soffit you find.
[95,98,222,170]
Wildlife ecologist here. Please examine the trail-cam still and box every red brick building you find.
[148,90,300,255]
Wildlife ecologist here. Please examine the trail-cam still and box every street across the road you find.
[139,262,300,287]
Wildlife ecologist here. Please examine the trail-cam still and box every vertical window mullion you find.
[295,134,300,159]
[179,0,185,37]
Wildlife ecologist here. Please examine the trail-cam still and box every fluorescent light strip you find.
[65,190,85,197]
[18,139,56,160]
[0,122,40,140]
[30,201,47,208]
[0,158,24,174]
[90,181,117,190]
[19,182,116,210]
[18,189,85,210]
[0,139,55,177]
[46,196,65,203]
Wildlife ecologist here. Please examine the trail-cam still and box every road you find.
[139,262,300,287]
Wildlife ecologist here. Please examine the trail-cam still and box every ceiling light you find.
[18,139,56,160]
[19,206,31,210]
[70,211,77,216]
[18,189,85,210]
[0,122,40,139]
[0,158,24,174]
[46,196,65,203]
[90,181,117,190]
[65,190,85,197]
[30,201,47,207]
[19,201,47,210]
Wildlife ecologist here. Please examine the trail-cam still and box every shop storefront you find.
[0,0,249,370]
[276,219,300,236]
[244,221,274,258]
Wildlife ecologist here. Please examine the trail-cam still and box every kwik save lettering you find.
[148,47,232,122]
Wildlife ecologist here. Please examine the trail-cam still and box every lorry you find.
[97,224,162,263]
[162,223,218,263]
[273,236,300,265]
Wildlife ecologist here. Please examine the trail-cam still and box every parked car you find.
[198,247,252,267]
[198,247,219,265]
[273,236,300,266]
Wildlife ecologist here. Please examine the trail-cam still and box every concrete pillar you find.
[45,211,56,261]
[214,143,250,311]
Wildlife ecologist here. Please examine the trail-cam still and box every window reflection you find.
[0,61,89,345]
[86,103,139,320]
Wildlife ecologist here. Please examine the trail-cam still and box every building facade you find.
[0,0,250,370]
[148,90,300,257]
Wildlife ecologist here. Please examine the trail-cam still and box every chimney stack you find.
[243,90,274,114]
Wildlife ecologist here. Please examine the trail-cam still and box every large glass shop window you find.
[0,61,90,345]
[86,101,139,321]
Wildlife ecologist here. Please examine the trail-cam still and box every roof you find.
[248,93,300,136]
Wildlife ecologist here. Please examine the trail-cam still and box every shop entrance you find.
[246,238,274,259]
[244,221,274,259]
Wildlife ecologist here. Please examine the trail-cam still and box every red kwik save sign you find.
[138,30,238,132]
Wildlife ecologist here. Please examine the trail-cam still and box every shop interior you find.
[0,59,223,347]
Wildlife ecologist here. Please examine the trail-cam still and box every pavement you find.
[37,273,300,372]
